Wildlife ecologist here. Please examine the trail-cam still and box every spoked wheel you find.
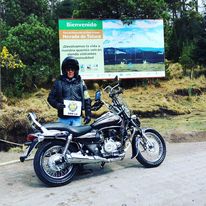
[34,141,78,186]
[136,129,166,168]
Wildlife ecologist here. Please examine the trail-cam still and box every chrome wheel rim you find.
[41,146,73,179]
[139,132,164,162]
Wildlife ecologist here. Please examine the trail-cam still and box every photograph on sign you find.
[59,19,165,79]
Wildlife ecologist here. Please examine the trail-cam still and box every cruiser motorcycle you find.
[20,78,166,187]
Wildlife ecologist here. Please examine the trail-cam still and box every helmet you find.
[61,56,79,77]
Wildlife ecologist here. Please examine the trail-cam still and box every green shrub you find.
[166,63,184,79]
[179,42,195,77]
[0,46,26,97]
[3,15,58,92]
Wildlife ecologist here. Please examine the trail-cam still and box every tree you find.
[2,0,50,26]
[166,1,203,63]
[3,15,57,88]
[179,42,195,73]
[50,0,73,20]
[0,0,5,20]
[0,19,9,43]
[133,0,169,19]
[193,16,206,66]
[73,0,168,19]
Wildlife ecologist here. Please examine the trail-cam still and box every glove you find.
[91,100,104,111]
[84,116,91,124]
[84,99,91,124]
[56,103,65,109]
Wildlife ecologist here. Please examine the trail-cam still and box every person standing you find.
[48,56,91,126]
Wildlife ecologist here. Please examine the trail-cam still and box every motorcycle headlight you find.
[131,115,137,120]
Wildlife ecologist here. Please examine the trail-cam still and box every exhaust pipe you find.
[65,152,125,164]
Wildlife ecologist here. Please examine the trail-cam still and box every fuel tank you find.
[91,112,122,130]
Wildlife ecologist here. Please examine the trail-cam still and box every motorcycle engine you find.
[103,138,121,154]
[101,129,122,157]
[85,129,123,157]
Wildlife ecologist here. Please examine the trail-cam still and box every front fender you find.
[131,131,141,159]
[130,127,152,159]
[130,127,163,159]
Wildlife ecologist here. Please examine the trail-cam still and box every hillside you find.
[0,76,206,151]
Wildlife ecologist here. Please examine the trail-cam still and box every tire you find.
[33,140,78,187]
[136,129,166,168]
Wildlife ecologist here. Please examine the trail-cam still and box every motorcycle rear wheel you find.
[136,129,166,168]
[33,140,78,187]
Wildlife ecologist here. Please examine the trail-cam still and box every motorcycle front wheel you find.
[136,128,166,168]
[33,140,78,187]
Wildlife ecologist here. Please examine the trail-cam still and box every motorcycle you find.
[20,78,166,187]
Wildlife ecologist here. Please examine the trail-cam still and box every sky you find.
[198,0,205,13]
[103,20,164,49]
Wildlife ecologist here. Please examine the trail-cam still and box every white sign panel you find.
[59,19,165,79]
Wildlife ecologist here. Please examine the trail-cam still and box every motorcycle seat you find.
[43,122,92,136]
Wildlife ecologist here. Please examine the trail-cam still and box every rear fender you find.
[38,139,80,153]
[20,139,39,162]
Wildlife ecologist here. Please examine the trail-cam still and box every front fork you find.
[130,127,153,159]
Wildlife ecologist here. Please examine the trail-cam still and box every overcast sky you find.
[103,20,164,49]
[198,0,205,13]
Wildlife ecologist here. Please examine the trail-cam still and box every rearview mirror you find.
[114,75,119,82]
[95,90,101,101]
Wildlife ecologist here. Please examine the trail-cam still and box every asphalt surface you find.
[0,142,206,206]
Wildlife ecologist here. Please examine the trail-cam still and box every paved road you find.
[1,142,206,206]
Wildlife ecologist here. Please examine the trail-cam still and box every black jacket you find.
[48,75,91,118]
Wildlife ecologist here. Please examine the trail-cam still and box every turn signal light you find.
[26,134,36,142]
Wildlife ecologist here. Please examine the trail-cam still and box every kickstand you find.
[100,162,105,169]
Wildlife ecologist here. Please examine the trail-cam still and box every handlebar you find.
[104,83,123,97]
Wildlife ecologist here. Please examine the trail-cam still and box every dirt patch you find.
[164,131,206,143]
[174,88,205,96]
[134,108,185,117]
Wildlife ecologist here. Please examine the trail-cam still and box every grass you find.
[140,110,206,143]
[141,111,206,134]
[122,76,206,115]
[104,63,165,72]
